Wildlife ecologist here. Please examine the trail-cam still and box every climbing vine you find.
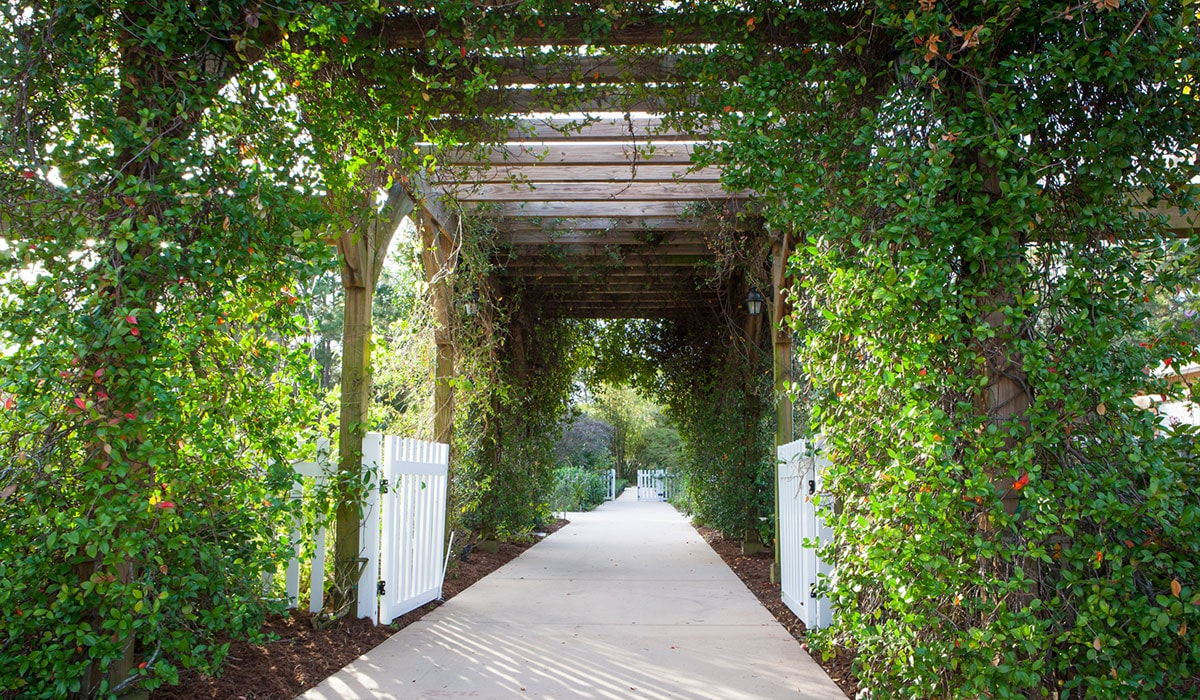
[3,0,1197,695]
[691,1,1200,695]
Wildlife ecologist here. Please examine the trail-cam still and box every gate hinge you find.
[380,479,389,494]
[808,479,816,495]
[810,583,818,599]
[377,580,386,596]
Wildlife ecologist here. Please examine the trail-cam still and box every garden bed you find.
[151,519,568,699]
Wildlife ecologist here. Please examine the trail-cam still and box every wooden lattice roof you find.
[421,113,756,319]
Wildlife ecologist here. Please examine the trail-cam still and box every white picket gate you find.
[636,468,675,501]
[778,437,835,629]
[361,433,450,625]
[603,468,617,501]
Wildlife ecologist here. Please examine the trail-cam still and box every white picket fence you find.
[778,437,835,629]
[636,468,676,502]
[281,432,449,625]
[603,468,617,501]
[284,437,333,613]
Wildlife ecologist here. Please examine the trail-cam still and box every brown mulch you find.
[151,519,569,700]
[696,526,860,699]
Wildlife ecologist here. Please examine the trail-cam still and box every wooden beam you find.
[447,181,741,202]
[477,200,726,218]
[500,230,707,245]
[509,242,711,256]
[500,252,709,267]
[500,216,714,232]
[434,142,699,166]
[504,115,710,141]
[434,164,724,184]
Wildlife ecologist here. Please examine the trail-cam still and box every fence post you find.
[357,431,384,622]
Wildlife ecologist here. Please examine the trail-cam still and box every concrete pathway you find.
[301,489,846,699]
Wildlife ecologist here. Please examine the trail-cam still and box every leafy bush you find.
[549,465,608,512]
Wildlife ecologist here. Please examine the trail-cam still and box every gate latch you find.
[377,580,386,596]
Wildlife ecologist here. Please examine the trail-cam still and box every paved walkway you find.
[301,490,846,699]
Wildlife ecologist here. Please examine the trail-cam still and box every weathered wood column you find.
[332,184,413,616]
[417,209,458,445]
[770,230,794,583]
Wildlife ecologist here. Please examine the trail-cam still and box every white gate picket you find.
[377,436,450,626]
[357,432,384,621]
[777,437,835,629]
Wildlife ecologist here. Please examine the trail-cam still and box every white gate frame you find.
[636,468,675,501]
[778,437,835,629]
[360,432,450,624]
[603,468,617,501]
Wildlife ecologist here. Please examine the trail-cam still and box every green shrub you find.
[549,465,608,512]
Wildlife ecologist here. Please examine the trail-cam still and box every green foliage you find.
[450,211,584,539]
[0,3,337,694]
[690,1,1200,695]
[591,318,775,541]
[548,465,608,513]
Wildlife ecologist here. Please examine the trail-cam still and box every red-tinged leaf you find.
[3,396,13,410]
[125,412,136,420]
[340,35,348,44]
[94,367,104,381]
[96,391,108,401]
[156,501,175,510]
[74,397,87,410]
[1013,473,1029,491]
[126,315,137,325]
[0,484,16,500]
[130,327,140,337]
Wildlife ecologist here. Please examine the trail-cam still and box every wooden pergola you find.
[423,113,753,319]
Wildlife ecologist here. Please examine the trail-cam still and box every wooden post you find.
[741,281,767,556]
[770,230,794,583]
[418,210,458,445]
[331,184,413,617]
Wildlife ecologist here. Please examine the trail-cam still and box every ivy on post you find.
[414,192,461,446]
[769,227,794,583]
[332,181,413,617]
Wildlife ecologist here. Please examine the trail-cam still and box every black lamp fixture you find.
[744,289,766,316]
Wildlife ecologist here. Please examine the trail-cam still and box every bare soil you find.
[695,526,860,698]
[150,519,568,700]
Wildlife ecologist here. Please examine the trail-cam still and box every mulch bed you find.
[696,526,860,698]
[151,519,568,700]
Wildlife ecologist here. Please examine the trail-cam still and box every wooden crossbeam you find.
[499,216,720,233]
[508,242,711,256]
[434,164,723,184]
[448,181,739,202]
[476,200,726,218]
[434,142,699,166]
[499,231,707,245]
[504,115,708,141]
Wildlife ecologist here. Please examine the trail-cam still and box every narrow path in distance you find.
[301,489,846,699]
